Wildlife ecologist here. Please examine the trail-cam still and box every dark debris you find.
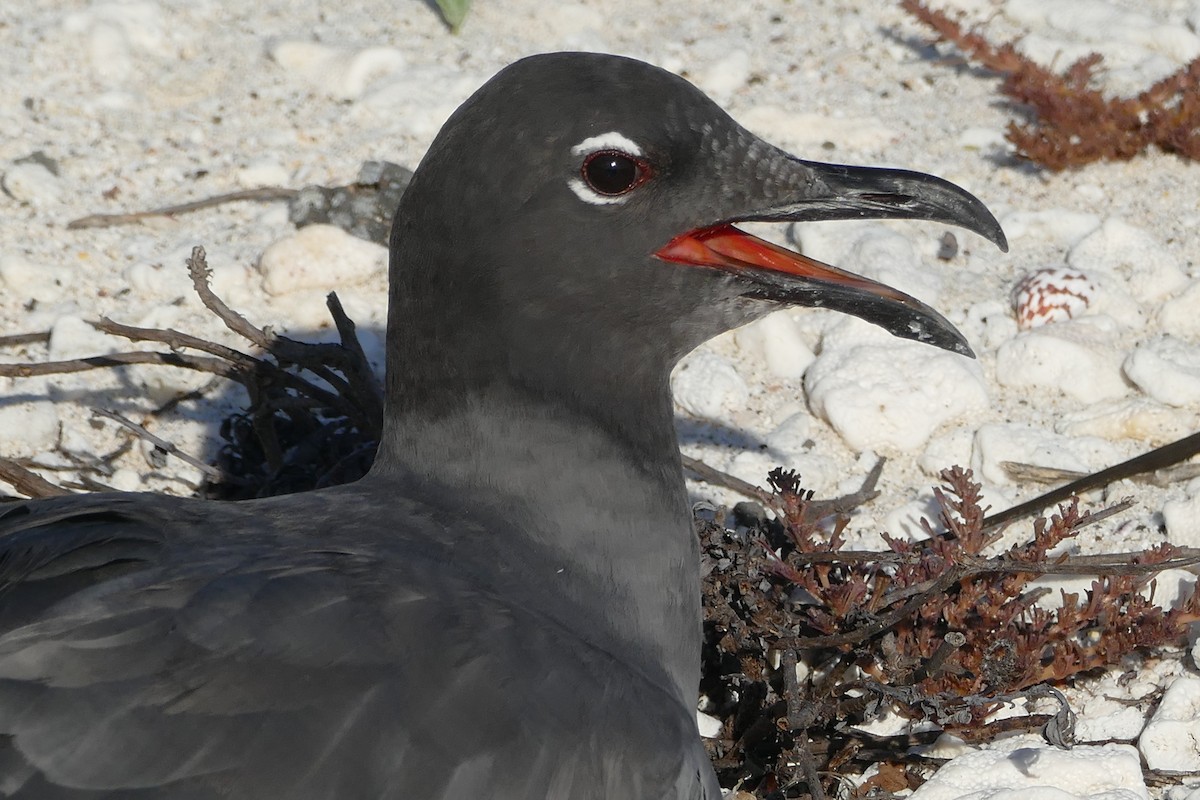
[288,161,412,246]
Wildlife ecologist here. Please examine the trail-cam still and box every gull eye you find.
[581,150,648,196]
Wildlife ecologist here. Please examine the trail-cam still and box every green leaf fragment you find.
[436,0,472,32]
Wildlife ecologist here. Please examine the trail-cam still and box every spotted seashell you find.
[1011,268,1096,330]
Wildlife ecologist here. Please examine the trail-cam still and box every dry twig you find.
[90,407,228,483]
[0,246,383,499]
[66,187,297,230]
[985,431,1200,529]
[0,459,72,498]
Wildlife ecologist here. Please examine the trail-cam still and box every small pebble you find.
[995,320,1129,404]
[48,315,124,362]
[908,739,1148,800]
[922,733,974,762]
[847,229,941,302]
[45,315,134,399]
[1073,699,1150,744]
[1011,268,1096,329]
[1068,218,1187,304]
[696,710,722,739]
[961,299,1019,351]
[266,286,382,332]
[971,422,1125,487]
[1123,335,1200,407]
[0,402,61,454]
[918,426,975,477]
[129,307,216,403]
[356,64,481,139]
[62,1,170,84]
[269,40,406,100]
[881,496,942,541]
[540,5,606,48]
[1140,675,1200,771]
[936,232,958,261]
[1158,279,1200,338]
[732,311,814,380]
[1141,568,1198,609]
[0,255,72,302]
[107,467,150,493]
[1166,490,1200,549]
[1000,208,1101,248]
[763,411,814,456]
[696,49,751,100]
[957,126,1007,152]
[258,224,387,297]
[1057,397,1200,443]
[804,343,988,452]
[734,107,896,151]
[236,158,291,189]
[671,350,749,421]
[2,162,62,206]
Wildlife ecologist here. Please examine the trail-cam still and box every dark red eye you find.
[581,150,648,196]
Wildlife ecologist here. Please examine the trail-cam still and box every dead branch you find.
[0,245,384,501]
[984,431,1200,529]
[0,350,244,380]
[185,246,272,350]
[66,187,297,230]
[323,292,385,436]
[0,331,51,348]
[682,455,883,521]
[90,407,227,482]
[91,316,352,414]
[0,458,72,498]
[184,247,383,435]
[682,454,776,506]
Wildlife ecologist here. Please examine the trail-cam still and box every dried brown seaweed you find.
[902,0,1200,169]
[700,467,1200,796]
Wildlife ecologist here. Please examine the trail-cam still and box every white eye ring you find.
[567,131,647,205]
[570,131,644,157]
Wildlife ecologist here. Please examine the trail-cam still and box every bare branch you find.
[682,454,776,506]
[0,350,244,380]
[93,316,262,369]
[90,407,227,482]
[985,431,1200,529]
[326,292,384,437]
[185,246,272,350]
[66,187,297,230]
[0,459,73,498]
[91,317,351,413]
[0,331,51,348]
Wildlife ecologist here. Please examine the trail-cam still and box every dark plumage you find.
[0,53,1004,798]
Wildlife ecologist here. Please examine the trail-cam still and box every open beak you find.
[655,159,1008,358]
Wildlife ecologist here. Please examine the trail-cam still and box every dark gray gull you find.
[0,52,1006,798]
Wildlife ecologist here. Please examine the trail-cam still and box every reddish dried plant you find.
[699,466,1200,796]
[789,467,1198,708]
[901,0,1200,169]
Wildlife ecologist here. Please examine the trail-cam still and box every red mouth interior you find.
[655,223,907,301]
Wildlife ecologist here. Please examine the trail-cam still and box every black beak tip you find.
[922,325,975,360]
[970,190,1008,253]
[955,188,1007,253]
[987,221,1009,254]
